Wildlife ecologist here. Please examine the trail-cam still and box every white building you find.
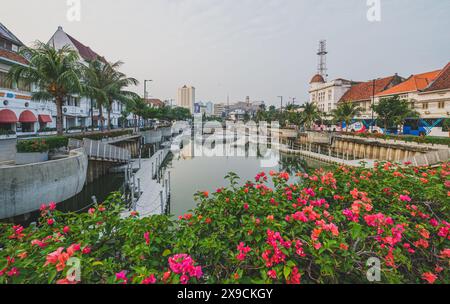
[177,85,195,114]
[48,26,124,129]
[213,103,225,117]
[0,22,53,137]
[309,74,354,114]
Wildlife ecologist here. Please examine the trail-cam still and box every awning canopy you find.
[19,110,37,123]
[0,109,18,123]
[38,114,52,123]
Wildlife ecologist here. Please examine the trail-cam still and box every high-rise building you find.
[177,85,195,114]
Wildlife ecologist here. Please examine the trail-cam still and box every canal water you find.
[164,140,324,217]
[5,139,328,225]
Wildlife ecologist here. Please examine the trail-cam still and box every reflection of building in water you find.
[179,141,194,160]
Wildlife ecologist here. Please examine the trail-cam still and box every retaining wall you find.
[0,149,88,219]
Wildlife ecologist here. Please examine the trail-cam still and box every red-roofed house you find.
[416,62,450,121]
[47,26,124,129]
[145,98,165,109]
[376,68,445,120]
[338,74,405,119]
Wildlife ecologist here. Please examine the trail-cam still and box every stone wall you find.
[0,149,88,219]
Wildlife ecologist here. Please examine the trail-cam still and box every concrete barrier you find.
[142,129,162,144]
[0,148,88,219]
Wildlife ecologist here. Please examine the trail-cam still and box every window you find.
[328,90,332,100]
[0,37,13,51]
[422,103,429,110]
[438,101,445,109]
[0,71,13,89]
[17,78,30,92]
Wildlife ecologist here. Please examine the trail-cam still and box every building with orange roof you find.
[375,66,449,120]
[338,74,404,119]
[374,63,450,136]
[416,62,450,121]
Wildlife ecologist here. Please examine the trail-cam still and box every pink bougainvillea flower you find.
[7,267,20,277]
[67,243,81,256]
[286,267,301,284]
[243,203,249,210]
[144,232,150,245]
[421,272,437,284]
[267,270,277,279]
[47,218,55,226]
[63,226,70,234]
[142,274,156,284]
[82,246,91,255]
[49,202,57,210]
[399,195,412,202]
[115,271,128,284]
[439,249,450,259]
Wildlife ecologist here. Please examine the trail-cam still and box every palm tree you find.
[83,60,139,131]
[8,42,84,135]
[331,102,363,132]
[83,59,109,131]
[300,102,321,130]
[129,97,149,131]
[102,61,139,131]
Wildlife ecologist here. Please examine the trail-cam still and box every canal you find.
[5,138,328,225]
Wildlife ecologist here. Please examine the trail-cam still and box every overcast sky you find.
[1,0,449,105]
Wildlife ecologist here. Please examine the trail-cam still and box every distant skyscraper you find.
[177,85,195,114]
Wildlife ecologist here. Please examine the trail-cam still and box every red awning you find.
[0,109,18,123]
[38,114,52,123]
[19,110,37,123]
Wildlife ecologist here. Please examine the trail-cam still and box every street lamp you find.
[371,79,376,132]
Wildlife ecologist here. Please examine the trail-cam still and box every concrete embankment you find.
[0,149,88,219]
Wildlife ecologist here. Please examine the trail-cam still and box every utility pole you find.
[371,79,376,132]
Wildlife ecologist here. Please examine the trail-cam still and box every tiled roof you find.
[310,74,325,84]
[0,48,28,65]
[145,98,165,107]
[66,34,107,63]
[422,62,450,92]
[339,75,401,103]
[0,22,23,45]
[376,70,441,97]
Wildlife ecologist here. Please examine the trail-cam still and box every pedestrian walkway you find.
[122,148,171,218]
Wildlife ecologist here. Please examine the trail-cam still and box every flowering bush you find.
[1,162,449,284]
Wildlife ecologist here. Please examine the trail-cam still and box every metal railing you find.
[68,138,131,163]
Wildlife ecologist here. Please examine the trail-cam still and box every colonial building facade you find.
[338,74,405,119]
[48,26,124,129]
[309,74,354,114]
[0,22,53,137]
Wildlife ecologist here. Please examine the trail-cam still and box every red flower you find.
[421,272,437,284]
[267,270,277,279]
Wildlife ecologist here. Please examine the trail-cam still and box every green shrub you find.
[16,136,68,153]
[0,163,449,284]
[16,139,49,153]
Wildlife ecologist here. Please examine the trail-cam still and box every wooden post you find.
[160,191,164,214]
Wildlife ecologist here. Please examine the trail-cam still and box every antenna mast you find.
[317,40,328,81]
